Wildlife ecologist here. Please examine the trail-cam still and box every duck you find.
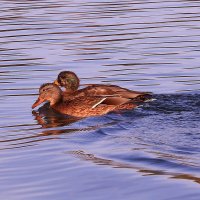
[53,71,152,102]
[32,83,138,118]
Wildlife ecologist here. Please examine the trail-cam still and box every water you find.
[0,0,200,199]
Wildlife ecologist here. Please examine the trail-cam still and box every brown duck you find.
[32,83,139,118]
[53,71,152,102]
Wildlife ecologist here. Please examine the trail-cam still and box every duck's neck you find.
[51,97,72,116]
[50,94,63,106]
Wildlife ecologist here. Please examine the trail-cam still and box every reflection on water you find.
[0,0,200,200]
[68,150,200,185]
[32,103,81,128]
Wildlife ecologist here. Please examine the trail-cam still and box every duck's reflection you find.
[32,103,117,136]
[32,103,81,129]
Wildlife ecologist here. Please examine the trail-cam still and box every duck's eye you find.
[42,88,48,92]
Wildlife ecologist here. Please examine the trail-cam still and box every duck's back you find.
[63,84,151,101]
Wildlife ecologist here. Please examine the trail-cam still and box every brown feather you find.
[32,71,153,117]
[52,96,117,117]
[55,71,152,102]
[62,85,151,102]
[32,83,139,118]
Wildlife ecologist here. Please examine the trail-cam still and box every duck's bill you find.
[32,97,45,109]
[53,79,59,86]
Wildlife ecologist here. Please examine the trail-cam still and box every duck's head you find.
[53,71,80,91]
[32,83,62,109]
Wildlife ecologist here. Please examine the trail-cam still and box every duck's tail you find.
[132,93,153,103]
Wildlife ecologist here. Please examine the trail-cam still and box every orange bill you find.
[32,97,46,109]
[53,79,59,86]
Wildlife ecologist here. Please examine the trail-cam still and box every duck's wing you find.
[65,96,131,108]
[93,96,134,108]
[55,96,137,117]
[78,84,152,99]
[57,96,112,117]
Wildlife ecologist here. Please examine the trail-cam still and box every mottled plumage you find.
[32,83,138,118]
[54,71,152,102]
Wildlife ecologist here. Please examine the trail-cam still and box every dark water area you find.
[0,1,200,200]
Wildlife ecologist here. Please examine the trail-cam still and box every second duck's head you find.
[32,83,62,109]
[54,71,80,91]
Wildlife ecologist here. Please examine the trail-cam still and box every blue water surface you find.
[0,1,200,200]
